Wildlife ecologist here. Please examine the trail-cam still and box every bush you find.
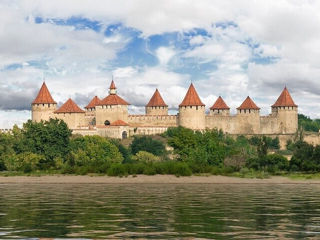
[4,152,45,173]
[132,151,161,163]
[107,164,128,176]
[130,136,166,156]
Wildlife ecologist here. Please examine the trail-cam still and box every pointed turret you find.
[178,83,205,130]
[272,87,297,108]
[179,83,205,107]
[146,89,168,115]
[32,82,56,104]
[85,96,101,110]
[55,98,85,113]
[109,80,117,95]
[31,82,57,122]
[237,96,260,111]
[272,87,298,134]
[210,96,230,115]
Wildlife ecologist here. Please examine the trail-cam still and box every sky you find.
[1,0,320,128]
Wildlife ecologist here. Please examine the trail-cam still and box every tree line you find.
[0,118,319,176]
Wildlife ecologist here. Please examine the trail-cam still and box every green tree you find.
[130,136,166,156]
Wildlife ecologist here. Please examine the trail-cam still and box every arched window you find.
[104,120,110,126]
[122,131,128,139]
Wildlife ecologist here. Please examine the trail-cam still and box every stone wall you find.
[95,105,128,125]
[128,115,178,127]
[54,112,86,129]
[179,106,205,130]
[146,106,168,115]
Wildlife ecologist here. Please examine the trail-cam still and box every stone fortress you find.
[31,80,300,147]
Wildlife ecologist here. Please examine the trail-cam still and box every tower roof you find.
[110,80,116,89]
[110,120,129,126]
[179,83,205,107]
[237,96,260,110]
[210,96,230,110]
[146,89,168,107]
[85,96,101,109]
[99,94,129,106]
[32,82,56,104]
[55,98,85,113]
[272,87,297,107]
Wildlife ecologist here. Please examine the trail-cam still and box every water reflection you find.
[0,184,320,239]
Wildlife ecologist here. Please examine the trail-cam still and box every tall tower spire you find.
[109,79,117,95]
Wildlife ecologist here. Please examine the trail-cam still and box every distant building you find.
[31,80,298,147]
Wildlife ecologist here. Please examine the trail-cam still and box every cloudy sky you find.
[0,0,320,128]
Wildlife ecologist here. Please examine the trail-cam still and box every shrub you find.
[132,151,161,163]
[4,152,45,173]
[107,164,128,176]
[130,136,166,156]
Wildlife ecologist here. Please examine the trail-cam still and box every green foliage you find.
[132,151,161,163]
[4,152,45,173]
[130,136,166,156]
[246,154,289,173]
[15,119,72,167]
[298,114,320,132]
[70,135,123,168]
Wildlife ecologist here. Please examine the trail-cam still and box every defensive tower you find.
[145,89,168,115]
[31,82,57,122]
[95,80,130,126]
[272,87,298,134]
[236,96,260,134]
[209,96,230,116]
[178,83,205,130]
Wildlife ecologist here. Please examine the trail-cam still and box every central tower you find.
[178,83,205,130]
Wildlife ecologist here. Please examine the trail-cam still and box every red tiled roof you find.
[179,83,205,107]
[210,96,230,110]
[272,87,297,107]
[85,96,101,109]
[99,94,129,105]
[146,89,168,107]
[55,98,85,113]
[110,80,116,89]
[32,82,56,104]
[237,96,260,110]
[110,120,129,126]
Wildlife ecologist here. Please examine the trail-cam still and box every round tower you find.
[272,87,298,134]
[178,83,205,130]
[31,82,57,122]
[209,96,230,116]
[145,89,168,115]
[95,80,130,126]
[236,96,260,134]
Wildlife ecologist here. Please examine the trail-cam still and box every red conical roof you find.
[110,80,116,89]
[32,82,56,104]
[237,96,260,110]
[272,87,297,107]
[110,120,129,126]
[179,83,205,107]
[146,89,168,107]
[210,96,230,110]
[85,96,101,109]
[99,94,129,105]
[55,98,85,113]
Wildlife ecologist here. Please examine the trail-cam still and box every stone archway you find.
[122,131,128,139]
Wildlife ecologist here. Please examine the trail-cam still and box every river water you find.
[0,183,320,239]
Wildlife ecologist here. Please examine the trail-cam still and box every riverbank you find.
[0,175,320,184]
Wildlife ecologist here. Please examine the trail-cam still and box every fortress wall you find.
[95,105,128,125]
[205,115,238,134]
[32,104,57,122]
[276,107,298,134]
[129,126,168,136]
[72,129,98,136]
[260,115,279,134]
[128,115,178,127]
[235,112,261,134]
[54,112,86,129]
[97,126,129,139]
[304,133,320,146]
[146,106,168,115]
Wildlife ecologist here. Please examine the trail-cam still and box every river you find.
[0,183,320,239]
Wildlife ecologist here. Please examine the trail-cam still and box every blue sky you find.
[1,0,320,128]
